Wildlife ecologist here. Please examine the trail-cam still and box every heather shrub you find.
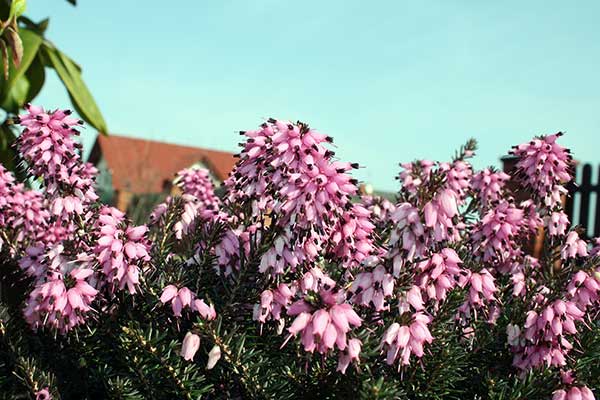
[0,105,599,399]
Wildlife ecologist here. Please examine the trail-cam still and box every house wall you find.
[95,157,115,205]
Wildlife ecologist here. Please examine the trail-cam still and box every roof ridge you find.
[98,134,234,155]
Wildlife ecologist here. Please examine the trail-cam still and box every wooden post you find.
[500,155,544,258]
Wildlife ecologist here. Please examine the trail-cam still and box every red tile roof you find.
[90,134,237,194]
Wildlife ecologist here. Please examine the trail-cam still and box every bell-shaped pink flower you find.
[181,332,201,361]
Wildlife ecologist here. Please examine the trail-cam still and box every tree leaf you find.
[23,52,44,102]
[9,0,26,20]
[41,42,107,133]
[0,70,29,110]
[0,122,17,170]
[0,29,43,111]
[0,28,42,100]
[17,16,49,35]
[66,0,77,5]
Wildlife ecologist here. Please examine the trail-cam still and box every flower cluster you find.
[95,206,150,293]
[225,119,373,276]
[286,293,362,356]
[23,247,98,333]
[0,166,50,254]
[413,249,466,305]
[362,194,396,230]
[471,168,510,206]
[510,132,573,207]
[512,299,585,369]
[160,284,216,320]
[349,262,395,311]
[380,313,434,367]
[471,200,524,263]
[213,226,252,275]
[151,166,222,240]
[253,283,294,324]
[16,105,98,210]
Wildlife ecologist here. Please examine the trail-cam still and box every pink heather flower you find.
[150,167,221,240]
[553,387,596,400]
[561,232,588,260]
[398,160,473,197]
[214,226,252,276]
[547,211,570,236]
[0,167,51,254]
[554,389,568,400]
[561,370,576,385]
[403,285,425,311]
[173,195,203,239]
[511,269,526,297]
[566,270,600,310]
[397,160,435,195]
[388,203,427,272]
[35,387,52,400]
[176,167,220,210]
[95,206,150,293]
[206,345,221,370]
[362,194,396,230]
[414,249,467,304]
[149,201,168,222]
[253,283,294,323]
[258,230,321,275]
[581,387,596,400]
[160,285,216,320]
[349,263,395,311]
[16,105,82,185]
[519,199,543,235]
[472,200,524,263]
[397,159,471,233]
[19,245,47,278]
[511,133,572,207]
[160,285,193,316]
[298,267,337,293]
[423,189,462,243]
[193,298,217,321]
[181,332,201,361]
[440,160,473,197]
[330,203,377,269]
[471,168,509,206]
[381,313,434,367]
[466,268,497,307]
[0,163,15,203]
[337,338,362,374]
[513,299,585,370]
[286,293,362,355]
[24,266,98,334]
[506,324,521,347]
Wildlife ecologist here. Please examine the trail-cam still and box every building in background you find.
[88,135,236,211]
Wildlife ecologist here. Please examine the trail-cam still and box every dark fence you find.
[565,163,600,239]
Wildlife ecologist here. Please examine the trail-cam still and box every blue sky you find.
[28,0,600,191]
